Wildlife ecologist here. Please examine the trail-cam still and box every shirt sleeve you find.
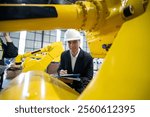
[2,42,18,58]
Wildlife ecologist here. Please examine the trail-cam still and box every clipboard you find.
[52,74,81,82]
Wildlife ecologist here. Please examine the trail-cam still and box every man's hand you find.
[60,69,67,75]
[3,33,12,42]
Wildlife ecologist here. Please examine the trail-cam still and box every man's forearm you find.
[4,33,12,42]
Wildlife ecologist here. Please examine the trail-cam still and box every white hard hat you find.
[64,29,81,41]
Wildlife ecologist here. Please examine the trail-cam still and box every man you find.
[0,33,18,90]
[58,29,93,93]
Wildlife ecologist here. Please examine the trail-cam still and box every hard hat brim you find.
[64,38,81,41]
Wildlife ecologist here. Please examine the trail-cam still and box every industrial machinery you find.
[0,0,150,99]
[15,42,64,72]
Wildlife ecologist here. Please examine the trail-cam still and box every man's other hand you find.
[60,70,67,75]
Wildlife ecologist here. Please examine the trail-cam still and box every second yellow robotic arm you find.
[15,42,64,72]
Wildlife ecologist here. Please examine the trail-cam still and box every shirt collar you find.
[70,48,80,58]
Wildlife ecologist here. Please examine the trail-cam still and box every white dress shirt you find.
[70,48,80,72]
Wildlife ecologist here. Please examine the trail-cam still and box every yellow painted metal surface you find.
[0,71,79,100]
[79,1,150,100]
[86,0,146,58]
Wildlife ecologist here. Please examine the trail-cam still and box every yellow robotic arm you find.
[0,0,147,58]
[15,42,64,72]
[0,0,150,100]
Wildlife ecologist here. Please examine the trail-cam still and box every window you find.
[25,30,57,52]
[10,32,20,47]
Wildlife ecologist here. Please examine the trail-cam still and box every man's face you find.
[68,40,80,53]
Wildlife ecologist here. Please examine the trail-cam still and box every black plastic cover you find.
[0,6,58,21]
[0,0,51,4]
